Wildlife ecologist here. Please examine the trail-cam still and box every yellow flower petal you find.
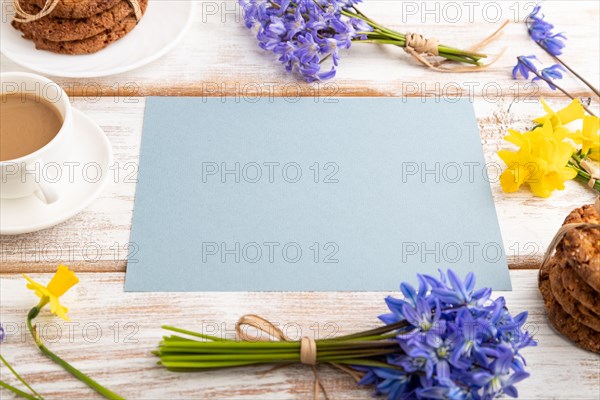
[545,170,566,190]
[504,129,526,147]
[500,98,583,198]
[498,150,518,166]
[557,99,585,125]
[24,265,79,321]
[500,169,522,193]
[528,180,553,198]
[23,275,51,299]
[49,296,70,322]
[534,98,585,127]
[539,98,554,115]
[581,115,600,159]
[562,166,579,181]
[47,265,79,298]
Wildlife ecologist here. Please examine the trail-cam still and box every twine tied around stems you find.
[236,314,363,400]
[404,20,509,72]
[580,159,600,188]
[12,0,142,23]
[236,314,318,366]
[540,197,600,272]
[405,32,439,56]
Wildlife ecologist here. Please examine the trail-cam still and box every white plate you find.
[0,108,113,235]
[0,0,194,78]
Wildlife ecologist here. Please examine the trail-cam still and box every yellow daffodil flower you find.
[23,265,79,321]
[569,115,600,160]
[498,130,534,192]
[500,98,598,197]
[499,122,577,197]
[534,98,585,129]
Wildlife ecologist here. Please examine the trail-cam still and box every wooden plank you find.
[0,270,598,399]
[1,1,598,98]
[0,97,596,273]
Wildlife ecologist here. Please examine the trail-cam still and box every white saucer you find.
[0,109,113,235]
[0,1,194,78]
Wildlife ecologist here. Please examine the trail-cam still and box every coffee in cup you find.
[0,72,73,204]
[1,93,64,162]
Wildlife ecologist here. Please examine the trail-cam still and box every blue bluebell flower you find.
[431,270,492,310]
[469,346,530,398]
[379,275,430,325]
[526,4,567,55]
[539,33,567,56]
[0,323,4,342]
[416,381,471,400]
[360,269,536,400]
[533,64,565,90]
[512,55,539,79]
[371,367,414,399]
[239,0,373,81]
[527,5,554,41]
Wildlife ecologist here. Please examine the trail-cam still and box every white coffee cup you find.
[0,72,73,204]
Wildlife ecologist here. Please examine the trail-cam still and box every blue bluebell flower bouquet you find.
[157,270,536,399]
[239,0,499,81]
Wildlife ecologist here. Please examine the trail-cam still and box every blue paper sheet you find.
[125,97,511,291]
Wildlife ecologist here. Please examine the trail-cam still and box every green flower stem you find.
[162,326,234,342]
[0,354,43,399]
[160,350,395,364]
[0,379,39,400]
[525,15,600,97]
[162,360,268,369]
[333,320,410,340]
[568,153,600,192]
[27,302,125,400]
[539,45,600,97]
[324,359,397,368]
[160,347,396,360]
[157,320,412,376]
[355,38,481,65]
[342,7,485,66]
[158,340,397,351]
[573,172,600,191]
[160,352,399,370]
[518,56,597,117]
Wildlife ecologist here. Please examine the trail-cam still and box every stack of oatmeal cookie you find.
[539,203,600,353]
[11,0,147,54]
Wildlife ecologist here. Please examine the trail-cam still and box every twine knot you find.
[405,32,439,56]
[580,159,600,189]
[300,336,317,366]
[401,20,509,72]
[235,314,369,400]
[235,314,317,366]
[12,0,142,23]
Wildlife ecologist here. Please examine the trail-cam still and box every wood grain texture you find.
[1,1,599,399]
[0,97,596,273]
[1,1,599,98]
[0,270,599,399]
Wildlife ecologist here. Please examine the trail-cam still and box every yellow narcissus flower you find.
[570,115,600,160]
[534,98,585,129]
[500,98,598,197]
[23,265,79,321]
[498,129,534,193]
[499,122,577,198]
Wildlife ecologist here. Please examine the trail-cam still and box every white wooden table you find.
[1,1,599,398]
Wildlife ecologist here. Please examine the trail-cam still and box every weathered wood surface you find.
[0,270,599,399]
[0,97,596,273]
[1,1,599,399]
[1,1,599,98]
